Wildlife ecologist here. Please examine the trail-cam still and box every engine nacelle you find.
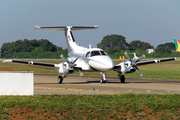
[116,61,136,74]
[58,62,74,74]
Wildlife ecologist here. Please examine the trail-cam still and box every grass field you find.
[0,59,180,80]
[0,94,180,119]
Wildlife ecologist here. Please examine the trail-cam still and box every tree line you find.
[0,39,67,58]
[97,34,178,58]
[0,35,179,59]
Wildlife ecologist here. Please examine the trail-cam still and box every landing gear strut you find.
[118,72,125,83]
[57,76,63,84]
[100,72,106,83]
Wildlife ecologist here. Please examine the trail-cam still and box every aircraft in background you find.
[3,25,176,84]
[128,53,145,62]
[173,38,180,54]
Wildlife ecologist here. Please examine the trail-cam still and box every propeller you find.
[75,68,83,76]
[124,52,144,77]
[134,66,143,77]
[136,54,146,62]
[124,52,131,60]
[124,52,145,62]
[60,54,83,77]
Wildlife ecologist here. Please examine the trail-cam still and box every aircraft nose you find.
[89,57,114,71]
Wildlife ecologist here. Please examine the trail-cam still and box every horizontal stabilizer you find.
[34,25,99,31]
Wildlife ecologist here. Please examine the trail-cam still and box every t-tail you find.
[174,38,180,54]
[34,25,99,53]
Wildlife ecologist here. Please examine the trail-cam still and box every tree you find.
[97,34,129,53]
[0,39,61,58]
[156,42,175,53]
[1,42,12,58]
[129,40,154,50]
[39,39,56,52]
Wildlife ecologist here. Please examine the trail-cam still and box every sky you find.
[0,0,180,49]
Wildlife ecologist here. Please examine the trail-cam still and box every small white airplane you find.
[128,52,145,62]
[3,25,176,84]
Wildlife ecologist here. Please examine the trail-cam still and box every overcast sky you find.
[0,0,180,49]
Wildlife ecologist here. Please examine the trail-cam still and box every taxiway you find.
[34,74,180,95]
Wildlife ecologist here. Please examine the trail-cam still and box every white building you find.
[146,49,155,54]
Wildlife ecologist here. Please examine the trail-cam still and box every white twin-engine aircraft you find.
[3,25,176,84]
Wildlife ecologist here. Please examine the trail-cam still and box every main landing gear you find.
[100,72,106,83]
[100,72,125,84]
[118,72,125,83]
[57,76,63,84]
[57,73,125,84]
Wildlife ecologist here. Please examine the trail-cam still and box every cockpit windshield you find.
[85,50,108,57]
[100,51,108,56]
[90,51,101,57]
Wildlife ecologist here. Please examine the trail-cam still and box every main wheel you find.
[57,76,63,84]
[120,75,125,83]
[100,79,106,83]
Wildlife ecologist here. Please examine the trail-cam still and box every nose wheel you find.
[100,72,106,84]
[100,79,106,83]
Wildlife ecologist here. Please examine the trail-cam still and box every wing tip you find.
[94,25,99,29]
[34,25,40,29]
[2,59,12,63]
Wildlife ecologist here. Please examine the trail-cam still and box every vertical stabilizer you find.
[65,26,77,52]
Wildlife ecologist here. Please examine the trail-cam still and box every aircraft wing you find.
[136,57,176,66]
[2,59,60,70]
[113,65,121,71]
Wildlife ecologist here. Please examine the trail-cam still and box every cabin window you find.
[90,51,101,57]
[100,51,108,56]
[85,52,90,57]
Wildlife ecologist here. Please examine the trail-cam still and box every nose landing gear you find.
[100,72,106,83]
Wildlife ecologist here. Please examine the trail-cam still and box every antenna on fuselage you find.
[89,44,92,49]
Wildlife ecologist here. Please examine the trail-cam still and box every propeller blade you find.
[135,66,143,77]
[60,54,70,64]
[61,68,69,77]
[75,69,83,76]
[60,54,66,60]
[73,54,81,63]
[136,54,146,62]
[124,52,131,60]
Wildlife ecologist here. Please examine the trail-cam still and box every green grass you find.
[0,94,180,119]
[1,59,180,80]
